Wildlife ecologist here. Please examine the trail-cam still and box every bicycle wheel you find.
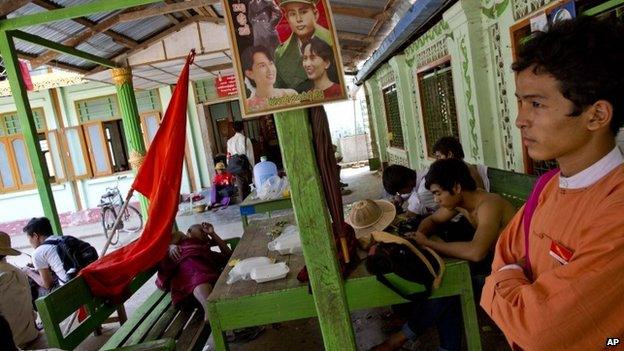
[119,205,143,234]
[101,207,120,245]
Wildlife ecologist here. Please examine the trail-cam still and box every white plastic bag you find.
[226,257,272,284]
[250,262,289,283]
[258,175,290,200]
[268,225,302,255]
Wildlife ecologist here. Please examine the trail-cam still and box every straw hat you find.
[346,199,396,237]
[215,162,226,170]
[0,232,21,256]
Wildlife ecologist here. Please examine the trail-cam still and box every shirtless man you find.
[410,158,515,262]
[373,158,515,351]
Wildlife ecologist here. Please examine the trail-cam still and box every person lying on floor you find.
[209,162,236,209]
[158,223,232,321]
[372,158,515,351]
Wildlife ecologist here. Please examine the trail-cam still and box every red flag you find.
[81,50,195,300]
[18,60,33,91]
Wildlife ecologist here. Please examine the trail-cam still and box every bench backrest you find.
[36,269,155,350]
[487,167,537,208]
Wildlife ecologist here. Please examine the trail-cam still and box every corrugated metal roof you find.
[4,0,427,78]
[110,16,172,41]
[334,15,376,35]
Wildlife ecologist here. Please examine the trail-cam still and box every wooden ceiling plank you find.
[30,0,139,48]
[332,5,380,20]
[118,0,219,22]
[11,29,118,68]
[0,0,32,17]
[1,0,162,30]
[18,51,89,74]
[30,13,123,67]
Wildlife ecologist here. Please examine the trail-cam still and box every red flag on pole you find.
[81,51,195,300]
[18,60,33,91]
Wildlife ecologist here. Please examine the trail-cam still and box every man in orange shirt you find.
[481,17,624,350]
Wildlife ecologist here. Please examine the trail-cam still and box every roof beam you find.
[0,0,162,30]
[338,32,373,43]
[30,0,139,48]
[116,15,218,59]
[331,5,381,20]
[0,0,32,17]
[197,62,232,73]
[10,30,118,68]
[30,13,124,68]
[118,0,219,23]
[18,51,89,74]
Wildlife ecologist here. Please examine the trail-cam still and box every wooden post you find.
[111,66,148,217]
[0,31,62,234]
[273,109,356,350]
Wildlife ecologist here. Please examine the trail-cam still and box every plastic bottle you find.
[253,155,278,190]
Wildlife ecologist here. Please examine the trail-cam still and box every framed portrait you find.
[222,0,348,118]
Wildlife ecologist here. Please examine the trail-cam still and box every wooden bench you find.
[487,167,537,208]
[36,238,239,351]
[239,190,292,228]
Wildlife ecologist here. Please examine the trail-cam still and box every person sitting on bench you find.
[159,222,232,321]
[384,136,489,219]
[209,162,237,209]
[0,231,39,348]
[373,158,515,351]
[21,218,68,303]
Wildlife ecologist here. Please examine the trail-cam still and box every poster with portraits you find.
[222,0,347,117]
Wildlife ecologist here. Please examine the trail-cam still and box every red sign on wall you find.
[215,74,237,97]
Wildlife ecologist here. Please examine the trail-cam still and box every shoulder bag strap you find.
[523,168,559,279]
[375,273,430,302]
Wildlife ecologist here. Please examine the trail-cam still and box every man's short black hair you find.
[425,158,476,193]
[23,217,53,237]
[512,16,624,135]
[433,136,464,159]
[382,164,416,195]
[233,121,244,133]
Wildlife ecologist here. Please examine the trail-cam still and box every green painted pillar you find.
[274,109,356,351]
[111,67,148,217]
[0,31,62,234]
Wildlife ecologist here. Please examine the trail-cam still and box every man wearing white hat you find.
[0,231,39,348]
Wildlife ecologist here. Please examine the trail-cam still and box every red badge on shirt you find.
[549,240,573,265]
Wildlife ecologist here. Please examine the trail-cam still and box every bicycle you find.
[99,175,143,245]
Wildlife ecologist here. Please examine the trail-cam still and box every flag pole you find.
[100,190,136,257]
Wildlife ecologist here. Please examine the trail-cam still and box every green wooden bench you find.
[36,238,240,351]
[487,167,537,208]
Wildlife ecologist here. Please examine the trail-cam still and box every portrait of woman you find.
[301,37,341,99]
[242,45,298,111]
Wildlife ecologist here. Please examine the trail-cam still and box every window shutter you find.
[83,122,112,177]
[64,126,92,179]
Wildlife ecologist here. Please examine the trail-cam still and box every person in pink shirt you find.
[481,17,624,350]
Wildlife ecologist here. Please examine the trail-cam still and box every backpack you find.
[366,231,445,301]
[227,154,251,175]
[43,236,99,282]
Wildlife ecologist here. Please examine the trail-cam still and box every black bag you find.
[227,154,251,174]
[366,237,443,302]
[43,236,99,282]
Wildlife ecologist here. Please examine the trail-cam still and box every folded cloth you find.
[156,238,228,305]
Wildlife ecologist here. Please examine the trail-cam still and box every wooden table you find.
[238,191,292,228]
[207,217,482,351]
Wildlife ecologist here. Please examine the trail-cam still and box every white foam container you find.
[250,262,289,283]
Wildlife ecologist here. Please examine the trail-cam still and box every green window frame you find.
[418,61,460,158]
[382,84,405,149]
